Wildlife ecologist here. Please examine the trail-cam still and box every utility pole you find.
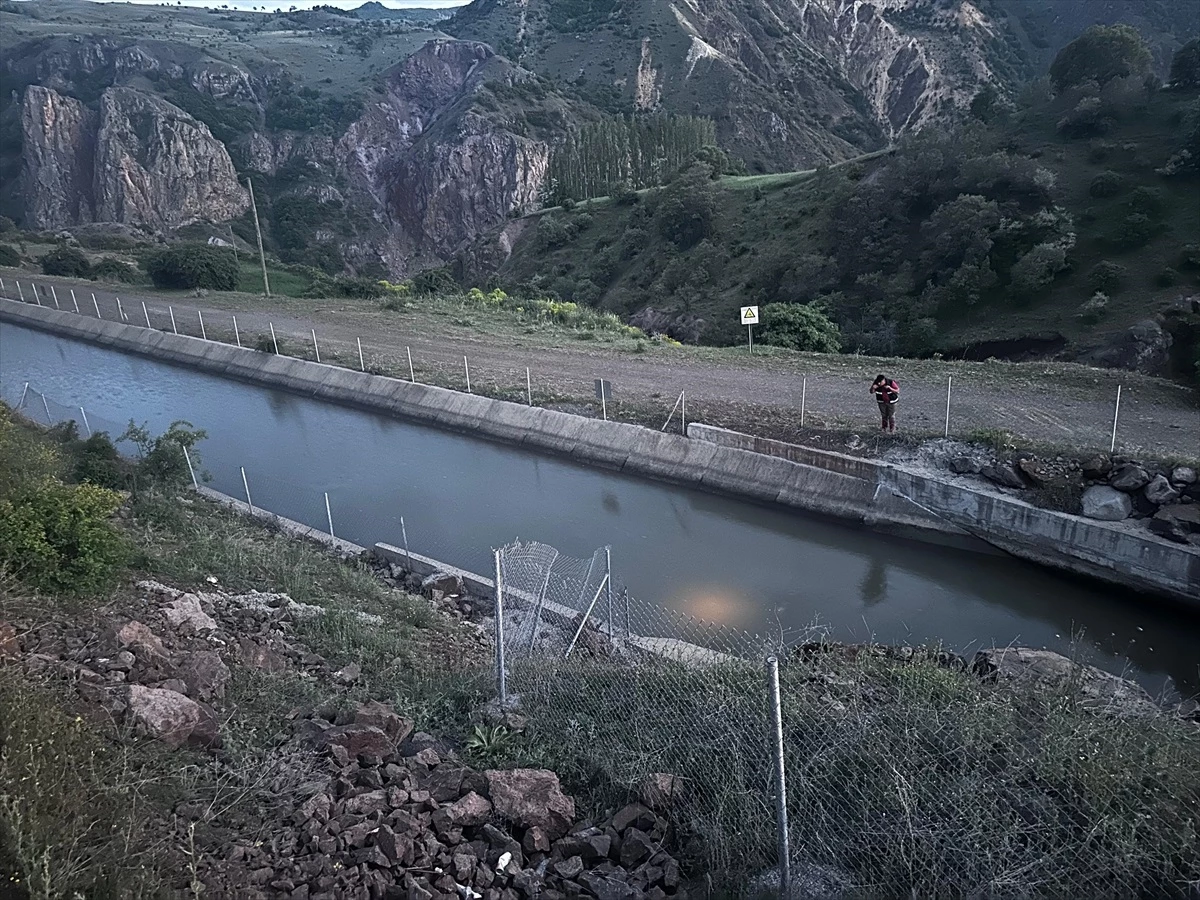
[228,224,239,264]
[246,177,271,297]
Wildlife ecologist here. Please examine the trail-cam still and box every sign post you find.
[740,306,759,354]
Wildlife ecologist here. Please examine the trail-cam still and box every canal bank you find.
[1,298,1196,607]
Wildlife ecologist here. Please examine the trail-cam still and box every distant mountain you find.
[448,0,1197,172]
[351,2,452,25]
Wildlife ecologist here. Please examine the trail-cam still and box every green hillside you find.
[484,51,1200,378]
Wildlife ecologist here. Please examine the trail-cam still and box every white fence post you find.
[311,329,320,363]
[233,316,241,347]
[800,377,807,428]
[79,407,91,437]
[357,337,365,372]
[526,367,532,406]
[182,446,198,490]
[115,296,125,322]
[944,375,953,439]
[16,282,24,302]
[32,283,41,306]
[407,347,415,383]
[50,285,60,309]
[464,356,471,393]
[71,289,79,314]
[142,301,151,328]
[170,306,177,334]
[240,466,253,512]
[681,390,686,435]
[766,656,791,897]
[198,310,207,341]
[494,548,507,705]
[41,392,52,424]
[19,382,29,408]
[92,294,101,319]
[269,322,279,354]
[324,492,335,538]
[1110,385,1122,453]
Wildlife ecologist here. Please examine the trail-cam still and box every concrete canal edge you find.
[4,299,1197,607]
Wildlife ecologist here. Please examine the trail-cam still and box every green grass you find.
[233,260,311,298]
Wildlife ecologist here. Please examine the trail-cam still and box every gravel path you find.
[5,273,1199,460]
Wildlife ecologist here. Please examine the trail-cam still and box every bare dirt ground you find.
[6,272,1199,461]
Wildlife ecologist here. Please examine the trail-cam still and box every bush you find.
[1087,261,1126,292]
[1050,25,1152,92]
[1106,213,1159,250]
[121,420,207,489]
[1088,170,1124,198]
[655,171,719,248]
[0,243,20,267]
[90,257,139,283]
[39,245,91,278]
[1078,291,1109,324]
[144,244,238,290]
[759,303,842,353]
[1157,267,1180,287]
[0,478,127,594]
[72,433,126,489]
[1125,185,1166,219]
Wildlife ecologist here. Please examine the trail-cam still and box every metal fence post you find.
[494,548,507,705]
[182,446,198,490]
[527,367,532,406]
[79,407,91,437]
[800,377,807,428]
[270,323,279,354]
[1110,385,1122,453]
[324,492,335,538]
[357,337,365,372]
[240,466,253,512]
[16,282,24,303]
[944,375,953,438]
[400,515,412,570]
[32,283,41,306]
[71,289,79,314]
[50,285,60,309]
[311,329,320,363]
[464,356,471,393]
[142,301,151,328]
[170,306,177,334]
[18,382,28,408]
[605,545,614,637]
[407,346,415,383]
[93,295,102,319]
[766,656,791,897]
[198,310,207,341]
[233,315,241,347]
[40,392,52,425]
[115,296,125,322]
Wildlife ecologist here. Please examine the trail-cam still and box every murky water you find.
[2,323,1196,696]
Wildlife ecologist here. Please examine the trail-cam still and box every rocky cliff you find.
[334,40,551,271]
[21,84,248,231]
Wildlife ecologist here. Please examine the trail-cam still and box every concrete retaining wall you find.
[688,424,1200,606]
[5,300,1196,605]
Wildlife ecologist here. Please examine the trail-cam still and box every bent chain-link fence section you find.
[494,540,1200,900]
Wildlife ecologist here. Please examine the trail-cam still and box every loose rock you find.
[126,685,221,749]
[486,769,576,839]
[1110,464,1151,492]
[1081,485,1132,521]
[1144,474,1180,506]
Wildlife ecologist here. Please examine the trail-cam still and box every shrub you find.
[121,420,206,489]
[655,172,719,248]
[759,303,842,353]
[1078,291,1109,324]
[1106,213,1158,250]
[1157,267,1180,287]
[1087,261,1126,292]
[331,276,384,299]
[1050,25,1152,92]
[144,244,238,291]
[1088,170,1124,198]
[0,243,20,267]
[0,478,127,594]
[1125,185,1166,219]
[90,256,139,283]
[39,245,91,278]
[72,433,126,489]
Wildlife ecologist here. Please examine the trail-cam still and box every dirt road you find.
[4,272,1198,460]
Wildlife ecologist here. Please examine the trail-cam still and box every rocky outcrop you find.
[337,40,550,271]
[93,87,249,229]
[21,86,98,228]
[21,85,248,230]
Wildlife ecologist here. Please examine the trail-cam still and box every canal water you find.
[2,323,1196,696]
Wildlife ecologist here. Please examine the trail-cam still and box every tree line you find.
[544,115,718,203]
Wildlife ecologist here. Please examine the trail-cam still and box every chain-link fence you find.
[495,540,1200,899]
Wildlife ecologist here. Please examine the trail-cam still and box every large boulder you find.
[1144,474,1180,506]
[176,650,230,702]
[126,685,221,748]
[485,768,576,838]
[163,595,218,633]
[982,464,1025,490]
[352,700,414,744]
[1171,466,1197,485]
[1109,464,1151,492]
[317,723,394,758]
[1081,485,1132,521]
[972,648,1157,717]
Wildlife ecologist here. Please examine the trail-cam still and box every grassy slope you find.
[494,88,1200,355]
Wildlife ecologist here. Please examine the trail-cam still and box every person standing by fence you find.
[870,374,900,433]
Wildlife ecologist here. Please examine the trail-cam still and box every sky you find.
[84,0,470,10]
